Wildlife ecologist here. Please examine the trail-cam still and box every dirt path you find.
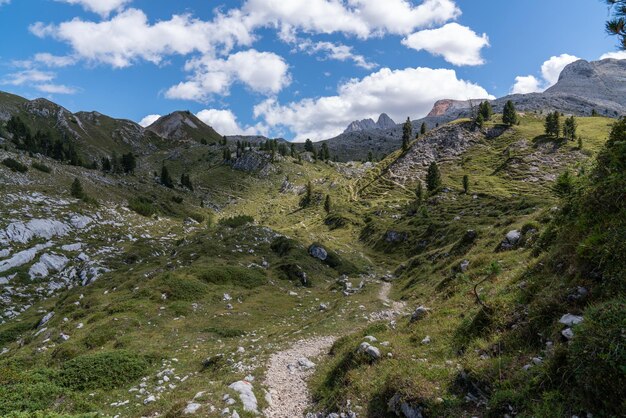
[264,336,336,418]
[379,281,407,312]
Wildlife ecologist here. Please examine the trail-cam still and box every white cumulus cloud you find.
[166,49,290,101]
[138,114,161,127]
[402,23,489,66]
[30,8,255,68]
[253,66,493,141]
[600,50,626,60]
[55,0,131,17]
[510,53,580,94]
[196,109,267,136]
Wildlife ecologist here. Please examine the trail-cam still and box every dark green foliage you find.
[300,181,313,208]
[567,299,626,415]
[563,116,577,140]
[197,266,266,288]
[544,111,561,137]
[367,150,374,162]
[304,139,314,153]
[6,116,83,166]
[205,326,245,338]
[2,158,28,173]
[223,147,232,162]
[402,117,412,151]
[219,215,254,228]
[31,162,51,173]
[553,170,575,197]
[478,101,493,121]
[502,100,518,126]
[324,194,331,213]
[420,122,427,135]
[180,173,193,190]
[320,142,330,161]
[463,174,470,194]
[290,143,297,158]
[171,195,184,204]
[70,178,84,199]
[426,162,441,192]
[474,113,484,129]
[159,274,208,301]
[160,165,174,188]
[270,236,297,256]
[59,351,147,391]
[120,153,136,174]
[604,0,626,49]
[0,320,36,344]
[0,378,68,416]
[128,196,156,217]
[415,180,423,204]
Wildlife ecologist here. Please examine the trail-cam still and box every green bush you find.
[0,381,67,415]
[270,236,297,256]
[171,196,184,204]
[128,196,156,217]
[219,215,254,228]
[197,266,266,288]
[0,320,37,345]
[31,162,51,173]
[2,158,28,173]
[188,212,205,224]
[568,299,626,415]
[205,326,245,338]
[159,274,208,301]
[59,351,147,391]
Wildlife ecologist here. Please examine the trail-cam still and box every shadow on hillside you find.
[532,135,571,152]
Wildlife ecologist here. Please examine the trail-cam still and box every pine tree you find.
[502,100,518,126]
[290,143,296,158]
[544,111,561,137]
[563,116,577,140]
[475,113,485,130]
[304,139,314,153]
[70,178,85,199]
[321,143,330,161]
[160,165,174,188]
[463,174,470,194]
[426,161,441,192]
[101,156,112,172]
[420,122,427,135]
[121,152,136,174]
[415,180,423,204]
[605,0,626,50]
[300,181,313,208]
[479,101,493,121]
[181,173,193,191]
[367,151,373,162]
[324,194,331,213]
[402,117,412,151]
[578,135,584,150]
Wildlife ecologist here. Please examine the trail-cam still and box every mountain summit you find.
[343,113,396,133]
[146,111,222,143]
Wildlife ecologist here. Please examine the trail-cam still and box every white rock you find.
[0,242,53,273]
[363,335,378,342]
[559,314,583,326]
[298,357,315,369]
[421,336,431,345]
[61,243,83,252]
[562,328,575,340]
[4,219,70,244]
[183,402,202,415]
[0,249,10,258]
[228,381,258,413]
[29,253,69,279]
[143,395,156,404]
[38,312,54,328]
[505,230,521,245]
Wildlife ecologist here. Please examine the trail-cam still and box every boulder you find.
[410,306,430,322]
[558,313,583,326]
[309,245,328,261]
[228,381,258,413]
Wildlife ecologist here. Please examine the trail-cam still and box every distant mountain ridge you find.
[344,113,396,133]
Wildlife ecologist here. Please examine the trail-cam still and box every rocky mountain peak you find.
[146,111,221,142]
[343,113,397,133]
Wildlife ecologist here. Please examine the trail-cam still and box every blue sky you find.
[0,0,623,141]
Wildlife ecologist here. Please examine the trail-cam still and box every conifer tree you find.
[324,194,331,213]
[475,113,485,129]
[605,0,626,50]
[304,139,314,153]
[420,122,427,135]
[463,174,470,194]
[502,100,518,126]
[290,143,296,158]
[160,165,174,188]
[367,151,373,162]
[479,101,493,121]
[321,142,330,161]
[70,178,84,199]
[121,152,136,174]
[415,180,423,204]
[101,156,112,172]
[544,111,561,137]
[563,116,577,140]
[426,161,441,192]
[402,117,412,151]
[300,181,313,208]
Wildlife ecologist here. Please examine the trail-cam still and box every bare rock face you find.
[343,113,397,133]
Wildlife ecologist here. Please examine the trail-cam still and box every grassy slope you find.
[0,113,620,417]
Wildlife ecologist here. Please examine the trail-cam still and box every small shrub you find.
[171,196,184,204]
[188,212,205,224]
[128,196,156,217]
[0,320,37,345]
[205,326,245,338]
[197,266,266,288]
[2,158,28,173]
[270,236,297,256]
[568,299,626,415]
[59,351,148,390]
[219,215,254,228]
[31,162,51,173]
[159,274,208,301]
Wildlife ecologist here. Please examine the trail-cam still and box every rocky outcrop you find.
[343,113,397,133]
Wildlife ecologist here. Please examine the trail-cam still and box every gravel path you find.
[263,336,336,418]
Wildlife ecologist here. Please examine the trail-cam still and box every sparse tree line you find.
[101,151,136,174]
[544,111,579,141]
